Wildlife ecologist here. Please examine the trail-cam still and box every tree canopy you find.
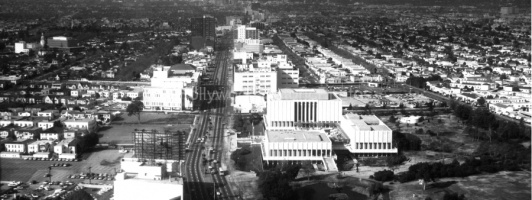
[126,100,144,123]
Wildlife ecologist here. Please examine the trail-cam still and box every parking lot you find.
[1,149,121,199]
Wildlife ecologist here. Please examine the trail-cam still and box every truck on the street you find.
[218,163,227,176]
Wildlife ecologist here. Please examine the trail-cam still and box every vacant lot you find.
[389,171,531,200]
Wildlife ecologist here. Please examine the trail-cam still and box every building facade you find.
[339,114,398,156]
[265,89,342,130]
[233,69,277,95]
[142,66,195,111]
[262,130,332,164]
[190,15,216,50]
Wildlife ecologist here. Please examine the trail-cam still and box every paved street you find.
[184,36,237,200]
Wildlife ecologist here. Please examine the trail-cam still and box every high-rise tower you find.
[190,15,216,50]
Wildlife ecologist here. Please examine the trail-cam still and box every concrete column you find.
[308,102,311,122]
[302,102,306,122]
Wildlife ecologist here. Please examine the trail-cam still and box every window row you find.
[354,142,392,150]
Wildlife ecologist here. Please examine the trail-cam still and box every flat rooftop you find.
[267,130,331,143]
[279,88,331,100]
[343,114,391,132]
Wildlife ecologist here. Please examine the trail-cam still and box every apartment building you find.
[233,64,277,95]
[143,66,196,111]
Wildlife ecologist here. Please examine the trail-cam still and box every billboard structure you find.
[133,129,186,161]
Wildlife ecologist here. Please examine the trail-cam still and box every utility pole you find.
[48,166,52,183]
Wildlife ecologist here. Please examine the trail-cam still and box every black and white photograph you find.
[0,0,530,199]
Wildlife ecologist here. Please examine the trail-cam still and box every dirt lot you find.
[388,171,531,200]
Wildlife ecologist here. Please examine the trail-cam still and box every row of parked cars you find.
[69,172,115,181]
[24,157,80,162]
[50,163,71,167]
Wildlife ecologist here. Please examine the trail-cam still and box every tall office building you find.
[190,15,216,50]
[237,25,259,41]
[142,66,196,111]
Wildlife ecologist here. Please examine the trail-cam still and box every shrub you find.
[373,170,394,182]
[386,154,408,167]
[443,192,466,200]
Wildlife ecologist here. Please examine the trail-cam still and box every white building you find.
[40,131,62,140]
[4,139,31,153]
[233,95,266,113]
[339,114,398,156]
[236,25,260,42]
[28,140,53,153]
[233,52,254,64]
[143,66,195,111]
[15,41,29,54]
[114,159,184,200]
[64,118,97,133]
[265,89,342,130]
[262,130,332,164]
[14,118,35,127]
[37,110,59,118]
[53,138,76,155]
[233,64,277,95]
[271,54,299,88]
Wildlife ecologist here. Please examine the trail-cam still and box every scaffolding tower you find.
[133,129,186,161]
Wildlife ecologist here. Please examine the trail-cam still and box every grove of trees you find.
[449,99,530,142]
[258,164,301,200]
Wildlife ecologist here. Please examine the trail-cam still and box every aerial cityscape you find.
[0,0,530,199]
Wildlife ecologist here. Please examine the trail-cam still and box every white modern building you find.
[236,25,260,42]
[265,88,342,130]
[233,64,277,95]
[114,158,184,200]
[339,114,398,156]
[143,66,195,111]
[269,54,299,88]
[233,95,266,113]
[262,130,332,164]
